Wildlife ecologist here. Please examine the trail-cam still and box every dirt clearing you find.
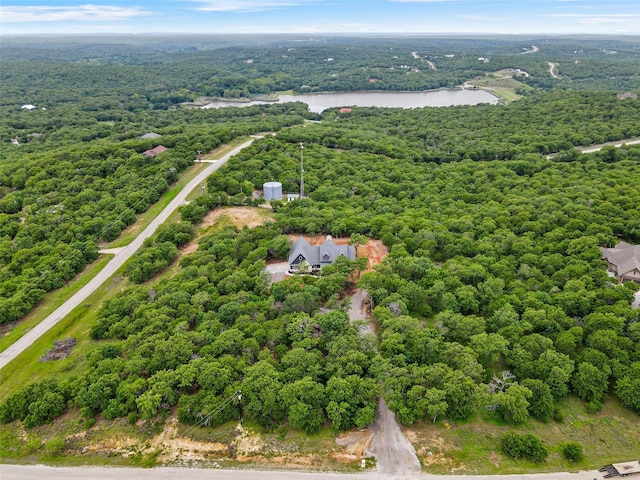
[201,206,274,229]
[180,206,274,257]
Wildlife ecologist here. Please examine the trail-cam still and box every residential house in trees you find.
[600,241,640,283]
[142,145,168,158]
[289,236,356,273]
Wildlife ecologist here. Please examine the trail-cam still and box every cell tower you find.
[300,142,304,198]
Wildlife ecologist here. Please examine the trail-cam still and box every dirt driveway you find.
[368,397,422,477]
[347,288,420,476]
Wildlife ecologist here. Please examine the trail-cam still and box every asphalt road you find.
[0,138,257,370]
[0,464,607,480]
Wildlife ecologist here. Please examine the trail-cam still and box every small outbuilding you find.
[600,241,640,283]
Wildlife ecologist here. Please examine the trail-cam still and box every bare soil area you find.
[202,206,274,230]
[362,239,388,270]
[72,417,360,471]
[180,206,275,257]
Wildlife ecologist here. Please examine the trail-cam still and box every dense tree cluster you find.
[125,223,194,284]
[2,36,639,112]
[0,105,308,322]
[1,37,639,440]
[205,119,640,426]
[1,225,379,431]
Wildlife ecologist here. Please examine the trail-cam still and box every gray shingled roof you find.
[289,236,356,268]
[140,132,162,139]
[600,241,640,277]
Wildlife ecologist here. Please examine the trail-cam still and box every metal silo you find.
[263,181,283,201]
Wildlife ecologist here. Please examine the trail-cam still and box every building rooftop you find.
[142,145,168,157]
[601,241,640,278]
[289,236,356,270]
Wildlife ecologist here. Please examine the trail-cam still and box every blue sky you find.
[1,0,639,35]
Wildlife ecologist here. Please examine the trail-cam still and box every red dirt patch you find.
[362,239,388,270]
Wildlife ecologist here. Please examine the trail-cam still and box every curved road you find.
[0,464,606,480]
[0,138,257,370]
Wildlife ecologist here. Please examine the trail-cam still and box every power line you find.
[181,390,242,438]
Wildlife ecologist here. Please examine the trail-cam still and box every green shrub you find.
[128,412,140,425]
[562,442,584,463]
[44,436,65,456]
[25,436,41,454]
[552,406,564,423]
[501,432,548,463]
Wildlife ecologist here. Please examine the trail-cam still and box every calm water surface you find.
[203,89,498,113]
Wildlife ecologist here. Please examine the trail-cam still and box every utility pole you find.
[299,142,304,198]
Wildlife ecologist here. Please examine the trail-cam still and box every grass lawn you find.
[405,395,640,475]
[0,255,113,354]
[465,73,532,103]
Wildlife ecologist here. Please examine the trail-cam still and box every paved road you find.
[0,139,257,370]
[519,45,539,55]
[0,464,608,480]
[547,137,640,159]
[578,138,640,153]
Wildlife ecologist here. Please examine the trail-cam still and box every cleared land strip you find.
[0,138,256,370]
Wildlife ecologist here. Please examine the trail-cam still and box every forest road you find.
[0,138,258,370]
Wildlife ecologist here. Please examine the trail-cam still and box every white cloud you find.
[190,0,314,12]
[458,14,508,22]
[549,13,640,25]
[0,4,151,22]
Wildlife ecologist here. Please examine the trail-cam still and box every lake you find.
[202,89,499,113]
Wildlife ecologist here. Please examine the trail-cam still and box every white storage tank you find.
[263,181,283,201]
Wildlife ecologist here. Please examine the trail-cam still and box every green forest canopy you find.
[1,36,639,448]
